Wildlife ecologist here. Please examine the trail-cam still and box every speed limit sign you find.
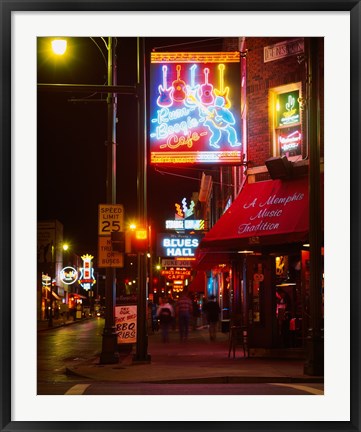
[98,204,124,236]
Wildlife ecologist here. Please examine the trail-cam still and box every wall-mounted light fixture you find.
[265,155,292,180]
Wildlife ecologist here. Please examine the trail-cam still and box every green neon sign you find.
[276,90,300,127]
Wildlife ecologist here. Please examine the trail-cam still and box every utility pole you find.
[100,37,119,364]
[304,37,324,376]
[133,37,151,363]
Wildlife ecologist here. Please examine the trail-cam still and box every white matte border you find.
[12,10,350,423]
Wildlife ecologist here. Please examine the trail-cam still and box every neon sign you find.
[165,219,205,231]
[78,254,96,291]
[161,268,191,280]
[157,233,202,257]
[42,273,52,287]
[276,90,300,127]
[150,52,242,165]
[278,127,302,157]
[60,266,79,285]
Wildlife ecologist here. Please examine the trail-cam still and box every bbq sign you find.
[150,52,242,165]
[115,305,137,344]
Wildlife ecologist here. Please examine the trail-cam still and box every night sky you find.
[37,36,224,257]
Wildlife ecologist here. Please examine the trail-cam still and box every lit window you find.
[269,83,303,160]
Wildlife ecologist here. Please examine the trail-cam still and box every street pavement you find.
[38,317,324,384]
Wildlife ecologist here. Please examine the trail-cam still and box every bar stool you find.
[228,325,249,358]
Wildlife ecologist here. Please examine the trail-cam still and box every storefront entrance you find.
[241,252,305,353]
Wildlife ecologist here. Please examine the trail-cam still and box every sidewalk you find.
[37,317,86,331]
[64,324,324,384]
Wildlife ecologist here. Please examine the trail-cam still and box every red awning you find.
[194,176,314,269]
[188,271,206,293]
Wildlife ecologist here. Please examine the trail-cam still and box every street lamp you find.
[51,39,67,55]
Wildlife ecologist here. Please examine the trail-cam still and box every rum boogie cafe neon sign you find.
[150,52,242,165]
[157,233,202,257]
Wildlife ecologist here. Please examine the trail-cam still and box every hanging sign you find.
[78,254,96,291]
[42,273,52,287]
[157,233,202,257]
[59,266,79,285]
[161,268,192,280]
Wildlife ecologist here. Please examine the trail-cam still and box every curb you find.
[64,366,324,384]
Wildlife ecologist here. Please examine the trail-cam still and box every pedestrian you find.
[148,300,158,333]
[156,296,174,343]
[203,295,220,341]
[176,290,193,342]
[192,295,200,330]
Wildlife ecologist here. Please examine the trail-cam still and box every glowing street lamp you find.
[51,39,67,55]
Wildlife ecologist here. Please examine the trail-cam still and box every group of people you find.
[155,291,220,343]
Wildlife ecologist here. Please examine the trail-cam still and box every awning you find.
[188,271,206,293]
[194,176,314,269]
[68,293,87,299]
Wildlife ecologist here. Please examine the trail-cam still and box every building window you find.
[269,83,303,160]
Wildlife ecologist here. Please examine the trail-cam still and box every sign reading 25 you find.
[98,204,124,236]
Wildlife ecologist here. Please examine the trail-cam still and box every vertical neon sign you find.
[78,254,96,291]
[150,52,242,165]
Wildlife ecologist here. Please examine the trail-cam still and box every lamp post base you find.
[100,328,119,365]
[132,353,151,365]
[303,331,324,376]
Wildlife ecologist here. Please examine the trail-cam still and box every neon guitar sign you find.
[150,52,242,165]
[214,64,231,108]
[199,68,214,105]
[172,65,187,102]
[157,65,173,108]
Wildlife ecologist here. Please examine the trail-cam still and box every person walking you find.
[156,296,174,343]
[176,290,193,342]
[203,295,221,341]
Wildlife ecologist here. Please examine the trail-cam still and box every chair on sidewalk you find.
[228,325,249,359]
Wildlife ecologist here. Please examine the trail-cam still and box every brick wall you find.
[223,37,324,170]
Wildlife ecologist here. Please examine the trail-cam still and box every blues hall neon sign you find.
[150,52,242,165]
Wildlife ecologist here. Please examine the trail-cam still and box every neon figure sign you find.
[150,52,242,165]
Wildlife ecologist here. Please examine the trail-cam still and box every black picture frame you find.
[1,1,360,431]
